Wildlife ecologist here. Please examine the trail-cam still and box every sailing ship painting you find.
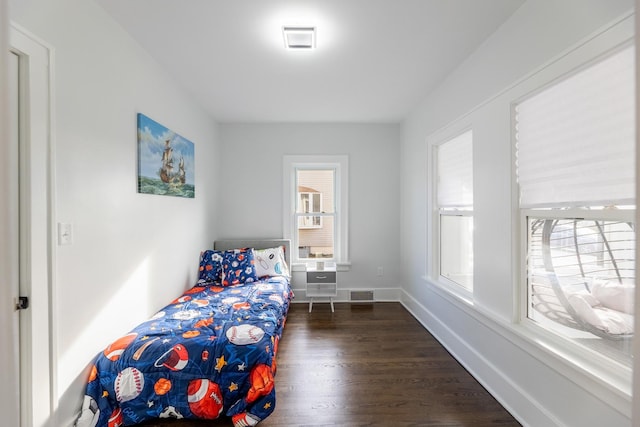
[137,113,195,198]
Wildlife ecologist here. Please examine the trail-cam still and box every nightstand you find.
[306,266,337,312]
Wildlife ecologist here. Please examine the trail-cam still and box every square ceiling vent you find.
[283,26,316,49]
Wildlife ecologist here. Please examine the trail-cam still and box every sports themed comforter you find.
[75,276,292,427]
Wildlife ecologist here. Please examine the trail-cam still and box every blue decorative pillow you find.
[221,248,258,286]
[198,250,224,283]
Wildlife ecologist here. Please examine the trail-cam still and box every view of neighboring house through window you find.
[516,44,635,364]
[296,169,335,259]
[436,130,473,291]
[284,155,349,265]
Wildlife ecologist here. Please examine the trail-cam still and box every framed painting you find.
[137,113,195,198]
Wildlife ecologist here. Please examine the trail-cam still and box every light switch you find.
[58,222,72,245]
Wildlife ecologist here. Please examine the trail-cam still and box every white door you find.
[10,44,35,427]
[10,26,53,427]
[8,47,23,427]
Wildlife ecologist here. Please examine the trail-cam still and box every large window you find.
[516,45,635,364]
[283,156,349,265]
[436,130,473,291]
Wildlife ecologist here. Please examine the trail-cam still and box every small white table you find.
[306,266,337,312]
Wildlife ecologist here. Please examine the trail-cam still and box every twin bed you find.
[75,239,293,427]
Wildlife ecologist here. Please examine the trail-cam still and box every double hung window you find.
[295,169,334,258]
[516,45,635,363]
[436,130,474,291]
[284,155,349,265]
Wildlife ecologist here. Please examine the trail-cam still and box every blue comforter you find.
[75,276,292,427]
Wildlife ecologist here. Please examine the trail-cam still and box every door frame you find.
[9,23,55,427]
[0,1,19,424]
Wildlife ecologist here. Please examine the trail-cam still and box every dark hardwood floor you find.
[138,302,521,427]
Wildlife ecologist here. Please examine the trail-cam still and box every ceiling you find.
[95,0,525,123]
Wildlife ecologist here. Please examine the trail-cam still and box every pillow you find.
[253,246,290,278]
[221,248,258,286]
[198,250,224,283]
[591,279,635,314]
[568,292,634,335]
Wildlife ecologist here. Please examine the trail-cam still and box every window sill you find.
[422,274,473,306]
[508,321,631,416]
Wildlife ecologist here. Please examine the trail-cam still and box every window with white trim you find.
[283,155,349,265]
[515,44,635,364]
[436,130,473,291]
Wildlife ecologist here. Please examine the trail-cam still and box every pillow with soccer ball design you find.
[221,248,258,286]
[197,250,224,283]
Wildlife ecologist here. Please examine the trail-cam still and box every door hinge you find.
[15,296,29,310]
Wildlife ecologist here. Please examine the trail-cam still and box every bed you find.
[75,239,293,427]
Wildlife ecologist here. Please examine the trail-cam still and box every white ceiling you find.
[95,0,525,123]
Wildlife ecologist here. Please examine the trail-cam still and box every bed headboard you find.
[214,239,292,266]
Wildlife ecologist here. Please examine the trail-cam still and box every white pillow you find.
[591,280,635,314]
[568,292,634,335]
[253,246,290,278]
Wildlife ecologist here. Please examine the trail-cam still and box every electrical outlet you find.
[377,266,383,277]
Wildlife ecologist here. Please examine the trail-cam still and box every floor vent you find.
[350,290,374,302]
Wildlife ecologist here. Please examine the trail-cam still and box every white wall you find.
[401,1,635,426]
[9,0,220,425]
[218,123,401,300]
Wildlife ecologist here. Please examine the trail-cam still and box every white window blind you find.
[437,130,473,208]
[515,45,635,208]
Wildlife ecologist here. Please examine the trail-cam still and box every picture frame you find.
[137,113,195,198]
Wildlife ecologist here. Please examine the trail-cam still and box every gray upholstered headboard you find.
[213,239,292,266]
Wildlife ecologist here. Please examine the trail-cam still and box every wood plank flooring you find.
[137,302,521,427]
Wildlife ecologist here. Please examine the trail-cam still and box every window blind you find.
[437,130,473,208]
[515,45,635,208]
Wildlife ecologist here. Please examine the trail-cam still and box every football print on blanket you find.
[103,332,138,361]
[188,379,224,418]
[226,324,265,345]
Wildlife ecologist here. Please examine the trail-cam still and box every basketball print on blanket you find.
[226,324,265,345]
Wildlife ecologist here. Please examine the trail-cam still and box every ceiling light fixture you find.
[282,26,316,50]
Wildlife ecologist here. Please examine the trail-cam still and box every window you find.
[436,130,473,291]
[298,190,322,229]
[516,45,635,364]
[283,156,349,265]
